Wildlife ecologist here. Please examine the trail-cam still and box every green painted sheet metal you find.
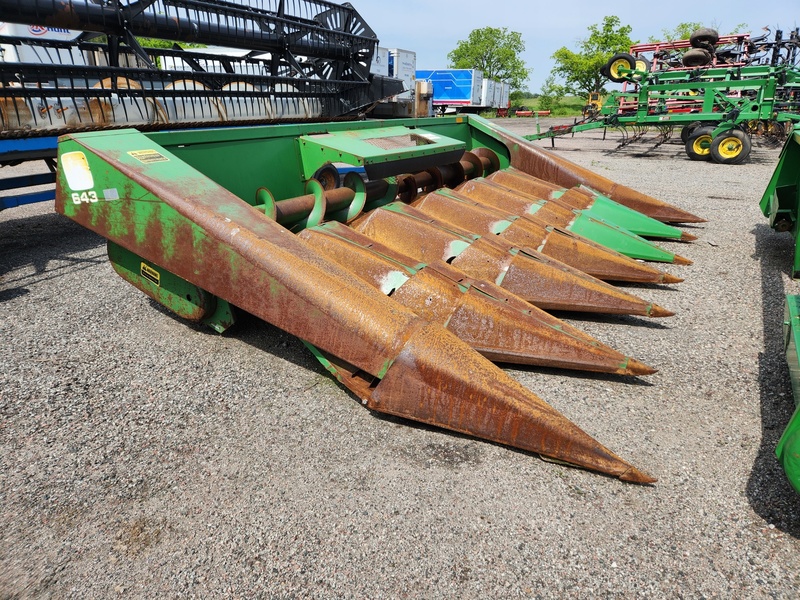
[777,294,800,493]
[55,129,417,379]
[297,126,465,180]
[107,241,235,333]
[567,212,680,263]
[575,189,686,240]
[760,131,800,278]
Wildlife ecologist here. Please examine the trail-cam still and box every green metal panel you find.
[108,241,235,333]
[297,126,465,180]
[760,132,800,277]
[777,295,800,493]
[576,189,686,240]
[568,213,679,263]
[138,116,504,201]
[510,197,681,262]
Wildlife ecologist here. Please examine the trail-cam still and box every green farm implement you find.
[55,114,704,482]
[529,29,800,165]
[529,64,800,164]
[778,295,800,493]
[761,130,800,492]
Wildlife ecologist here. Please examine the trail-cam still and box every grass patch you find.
[518,96,586,117]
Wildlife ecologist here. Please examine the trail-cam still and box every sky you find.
[356,0,798,92]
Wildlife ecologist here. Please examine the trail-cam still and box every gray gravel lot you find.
[2,118,800,597]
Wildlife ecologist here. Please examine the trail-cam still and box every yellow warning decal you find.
[128,150,169,164]
[140,262,161,286]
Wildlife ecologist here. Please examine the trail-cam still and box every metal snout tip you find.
[660,273,684,284]
[646,304,675,318]
[623,358,658,376]
[619,465,658,484]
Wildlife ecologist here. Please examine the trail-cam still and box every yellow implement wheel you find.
[710,129,752,165]
[632,56,651,81]
[685,126,715,161]
[606,53,636,83]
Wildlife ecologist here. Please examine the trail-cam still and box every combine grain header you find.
[1,0,403,207]
[55,114,704,482]
[0,0,400,133]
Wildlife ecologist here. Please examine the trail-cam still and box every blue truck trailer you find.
[416,69,508,114]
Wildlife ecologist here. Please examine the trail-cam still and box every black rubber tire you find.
[606,52,636,82]
[682,48,712,67]
[685,126,716,161]
[680,121,704,145]
[690,28,719,48]
[709,129,752,165]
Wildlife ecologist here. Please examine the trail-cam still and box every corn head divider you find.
[56,115,702,482]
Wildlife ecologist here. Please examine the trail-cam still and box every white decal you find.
[61,151,94,191]
[71,191,99,204]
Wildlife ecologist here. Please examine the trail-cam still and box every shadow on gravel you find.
[554,311,672,330]
[0,209,105,296]
[747,223,800,537]
[221,308,656,386]
[508,362,655,386]
[597,145,780,166]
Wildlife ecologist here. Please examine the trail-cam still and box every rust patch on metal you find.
[474,123,705,223]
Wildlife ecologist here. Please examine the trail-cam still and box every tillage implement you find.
[528,27,800,165]
[56,115,704,482]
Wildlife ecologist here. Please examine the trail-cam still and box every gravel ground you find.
[2,118,800,598]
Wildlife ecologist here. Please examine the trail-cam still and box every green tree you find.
[550,16,635,96]
[537,75,565,113]
[509,89,531,105]
[447,27,530,90]
[651,22,704,42]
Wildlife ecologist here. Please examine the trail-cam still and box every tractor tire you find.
[709,129,752,165]
[680,121,704,145]
[606,53,636,83]
[685,126,716,161]
[690,28,719,48]
[682,48,713,67]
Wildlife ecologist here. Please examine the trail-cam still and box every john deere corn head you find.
[761,130,800,492]
[55,115,704,482]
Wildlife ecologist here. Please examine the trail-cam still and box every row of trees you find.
[447,18,747,106]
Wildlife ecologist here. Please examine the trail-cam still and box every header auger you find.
[55,114,702,482]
